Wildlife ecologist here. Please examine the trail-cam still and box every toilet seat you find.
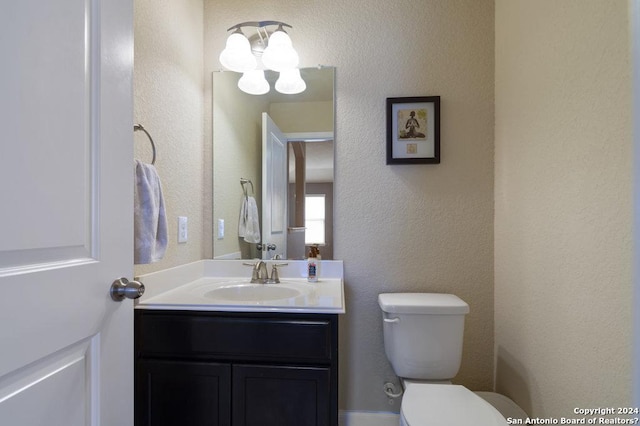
[401,383,508,426]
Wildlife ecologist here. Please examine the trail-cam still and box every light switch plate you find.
[217,219,225,239]
[178,216,188,243]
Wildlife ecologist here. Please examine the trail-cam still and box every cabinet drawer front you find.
[136,312,337,363]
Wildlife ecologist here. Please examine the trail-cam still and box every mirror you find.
[213,67,335,260]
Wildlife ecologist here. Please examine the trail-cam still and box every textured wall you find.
[494,0,632,417]
[204,0,495,412]
[133,0,204,275]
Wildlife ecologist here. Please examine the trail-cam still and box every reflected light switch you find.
[178,216,188,243]
[218,219,224,239]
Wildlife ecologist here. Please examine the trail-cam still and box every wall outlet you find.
[178,216,188,243]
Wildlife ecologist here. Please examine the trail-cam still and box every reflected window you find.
[305,195,325,245]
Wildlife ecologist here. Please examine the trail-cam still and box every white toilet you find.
[378,293,526,426]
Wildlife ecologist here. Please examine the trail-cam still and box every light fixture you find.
[275,68,306,94]
[219,30,257,73]
[219,21,305,95]
[238,70,270,95]
[261,29,299,72]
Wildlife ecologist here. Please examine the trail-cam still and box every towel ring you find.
[240,178,254,197]
[134,123,157,165]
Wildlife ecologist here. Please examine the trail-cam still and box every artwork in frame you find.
[386,96,440,164]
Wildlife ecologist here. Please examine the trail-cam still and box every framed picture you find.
[386,96,440,164]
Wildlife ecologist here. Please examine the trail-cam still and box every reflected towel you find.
[238,196,261,244]
[134,160,168,264]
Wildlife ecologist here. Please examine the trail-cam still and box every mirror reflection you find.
[213,67,335,260]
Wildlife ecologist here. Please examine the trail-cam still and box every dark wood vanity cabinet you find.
[134,310,339,426]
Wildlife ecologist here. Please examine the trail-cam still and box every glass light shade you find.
[238,70,270,95]
[267,30,293,48]
[219,32,257,73]
[275,68,306,94]
[262,30,299,72]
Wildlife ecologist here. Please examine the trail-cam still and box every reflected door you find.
[0,0,134,424]
[262,113,288,260]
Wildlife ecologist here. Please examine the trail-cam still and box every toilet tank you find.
[378,293,470,380]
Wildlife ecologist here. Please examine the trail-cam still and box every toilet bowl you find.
[379,293,525,426]
[475,391,529,421]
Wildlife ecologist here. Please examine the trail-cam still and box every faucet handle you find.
[269,262,288,283]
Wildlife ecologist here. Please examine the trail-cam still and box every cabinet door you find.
[136,360,231,426]
[233,364,330,426]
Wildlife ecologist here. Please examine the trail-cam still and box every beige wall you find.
[205,0,495,412]
[133,0,204,275]
[494,0,632,417]
[269,100,334,133]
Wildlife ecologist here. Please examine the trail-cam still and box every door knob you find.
[110,278,145,301]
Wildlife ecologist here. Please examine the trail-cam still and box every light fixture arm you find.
[225,21,292,33]
[224,21,294,58]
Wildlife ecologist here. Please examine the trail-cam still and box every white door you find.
[262,113,288,260]
[0,0,134,425]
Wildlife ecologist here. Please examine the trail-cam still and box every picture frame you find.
[386,96,440,164]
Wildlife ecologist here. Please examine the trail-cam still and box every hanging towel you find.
[238,195,261,243]
[134,160,168,264]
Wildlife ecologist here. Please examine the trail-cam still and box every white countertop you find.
[135,260,345,314]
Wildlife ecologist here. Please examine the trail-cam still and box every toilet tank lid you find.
[378,293,470,315]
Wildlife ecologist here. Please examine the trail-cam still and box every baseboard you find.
[339,410,400,426]
[212,251,241,260]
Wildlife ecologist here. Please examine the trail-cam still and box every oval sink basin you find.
[204,284,302,302]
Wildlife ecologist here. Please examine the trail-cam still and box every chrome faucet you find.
[250,260,269,283]
[243,260,288,284]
